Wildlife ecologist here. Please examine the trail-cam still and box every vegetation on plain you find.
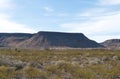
[0,49,120,79]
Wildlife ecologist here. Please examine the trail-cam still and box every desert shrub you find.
[0,49,120,79]
[46,65,59,74]
[24,66,47,79]
[0,66,15,79]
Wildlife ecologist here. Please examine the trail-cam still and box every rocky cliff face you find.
[0,31,103,48]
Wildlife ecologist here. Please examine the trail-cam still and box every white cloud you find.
[43,6,54,16]
[99,0,120,5]
[0,0,14,10]
[78,12,92,17]
[0,0,10,8]
[77,8,106,17]
[58,13,69,17]
[43,6,54,12]
[0,17,36,33]
[60,11,120,42]
[0,0,36,33]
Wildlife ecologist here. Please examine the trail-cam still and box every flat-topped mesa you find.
[0,31,103,48]
[37,31,89,41]
[19,31,103,48]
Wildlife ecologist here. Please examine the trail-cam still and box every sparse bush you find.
[0,49,120,79]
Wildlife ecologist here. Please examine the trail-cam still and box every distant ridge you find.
[0,31,103,49]
[0,33,33,47]
[101,39,120,49]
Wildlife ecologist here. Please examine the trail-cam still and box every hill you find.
[0,33,33,47]
[0,31,103,49]
[101,39,120,49]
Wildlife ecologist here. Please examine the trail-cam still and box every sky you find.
[0,0,120,42]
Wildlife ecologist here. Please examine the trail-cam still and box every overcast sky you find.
[0,0,120,42]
